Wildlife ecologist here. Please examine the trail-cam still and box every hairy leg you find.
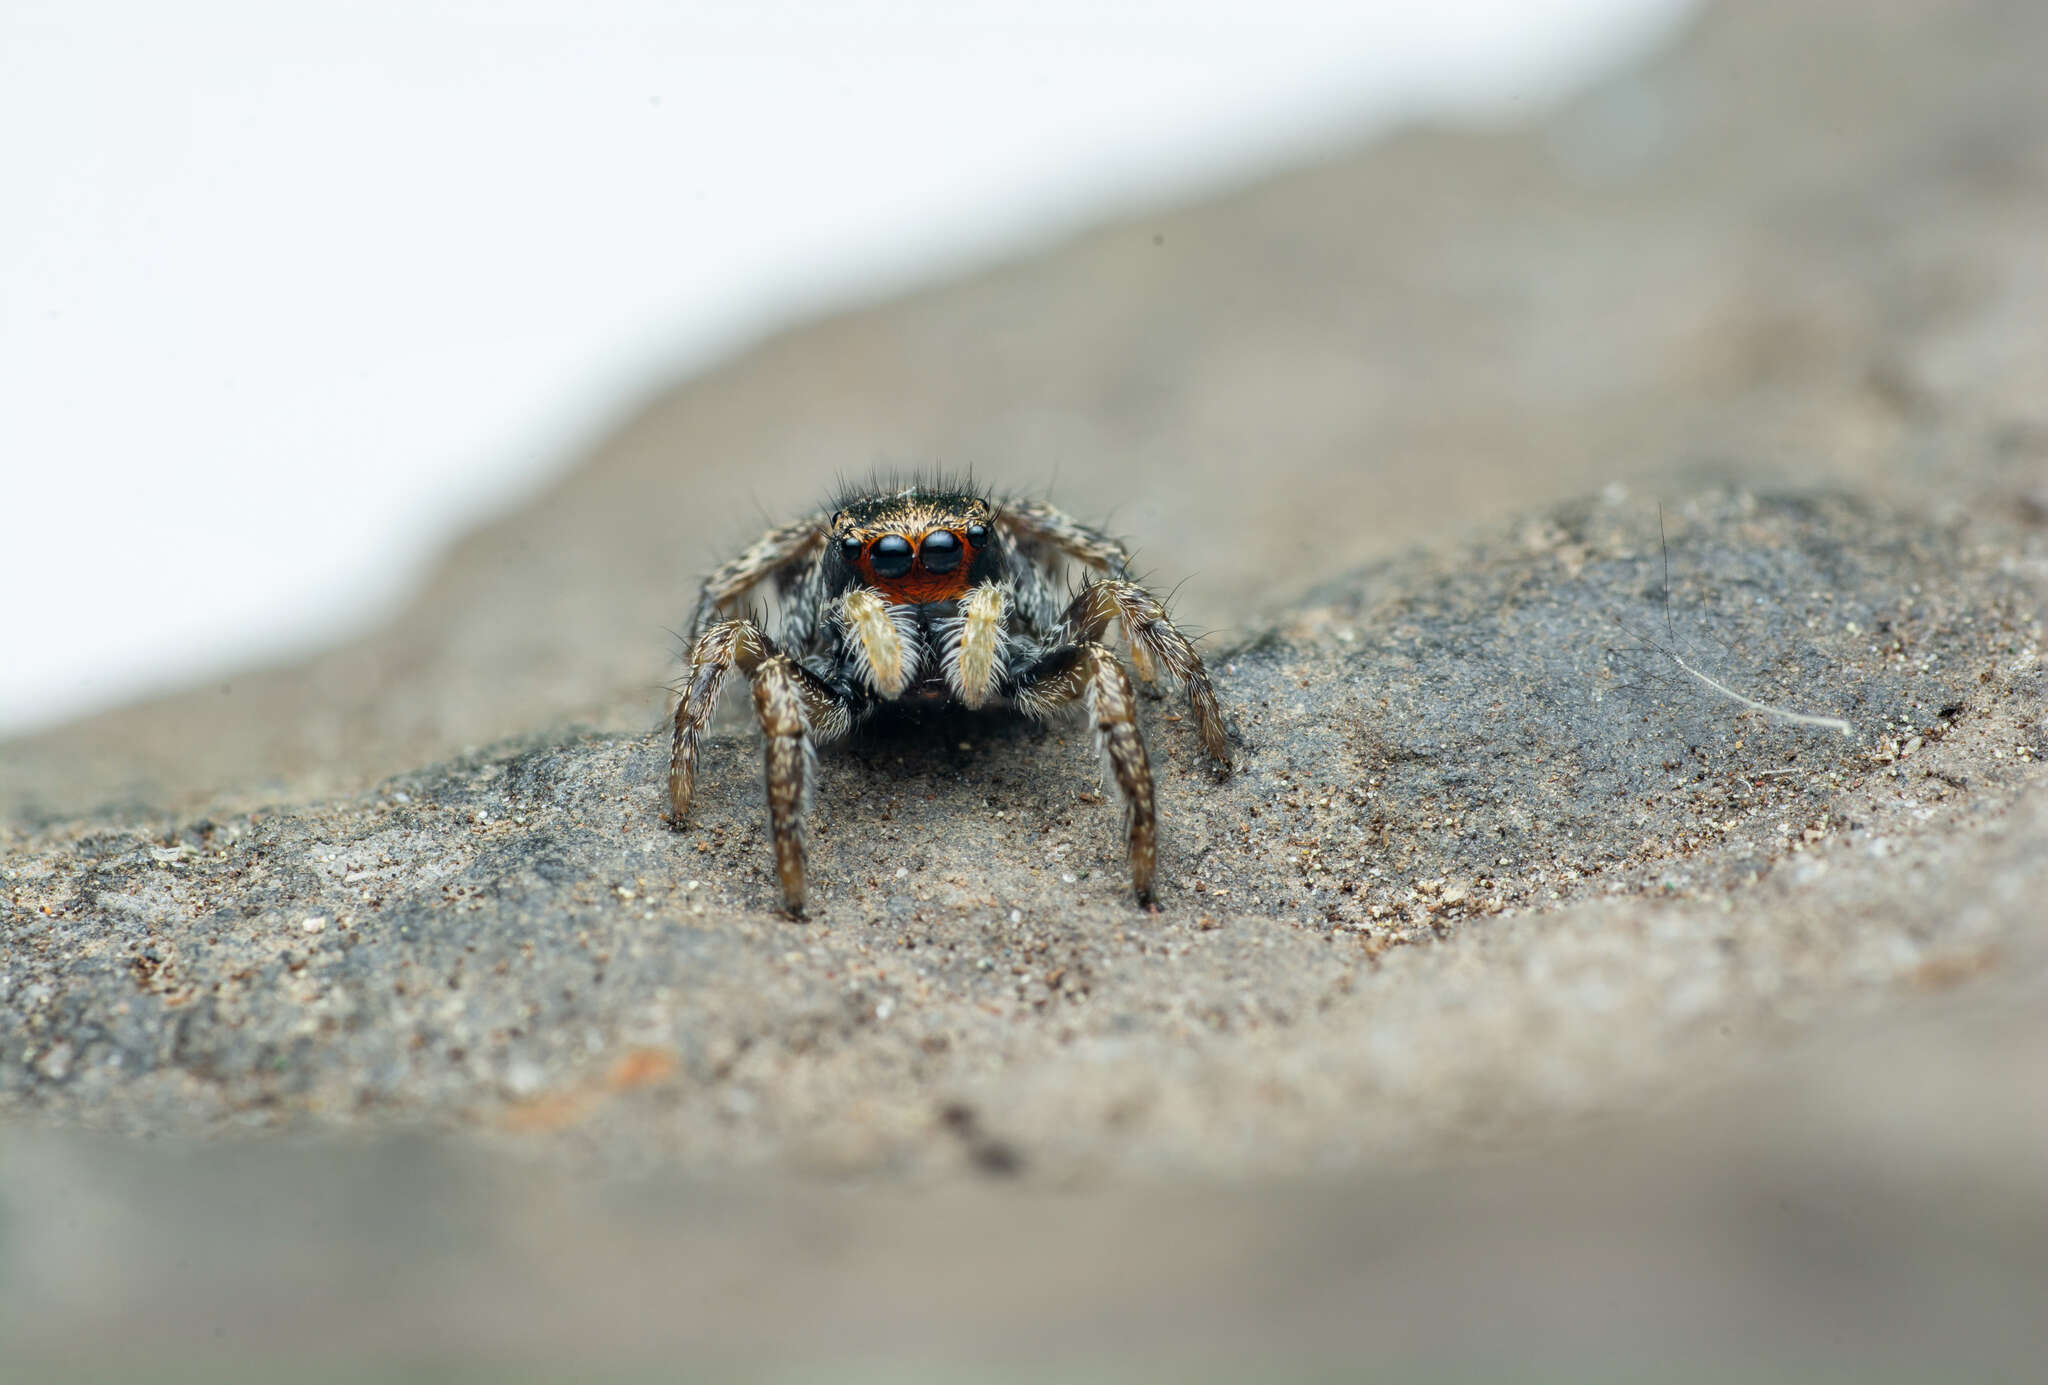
[1010,640,1158,905]
[668,619,772,823]
[668,618,856,916]
[751,654,814,915]
[1060,580,1231,768]
[688,516,828,641]
[998,499,1133,577]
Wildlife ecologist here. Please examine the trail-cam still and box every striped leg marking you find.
[1062,580,1231,768]
[688,517,826,641]
[668,618,856,917]
[1010,640,1158,905]
[668,619,771,825]
[752,655,813,915]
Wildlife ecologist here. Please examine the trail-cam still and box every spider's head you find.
[829,486,996,605]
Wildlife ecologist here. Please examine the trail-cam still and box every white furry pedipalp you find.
[936,583,1012,708]
[835,588,924,698]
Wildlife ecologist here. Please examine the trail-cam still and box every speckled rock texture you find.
[4,1,2047,1376]
[3,487,2040,1178]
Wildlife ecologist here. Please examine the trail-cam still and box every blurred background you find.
[1,0,1692,738]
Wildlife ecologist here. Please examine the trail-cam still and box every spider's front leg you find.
[1009,640,1158,906]
[668,618,855,916]
[1060,580,1231,768]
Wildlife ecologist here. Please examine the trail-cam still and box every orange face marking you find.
[874,568,973,604]
[856,529,979,605]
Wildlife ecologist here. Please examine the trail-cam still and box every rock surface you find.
[3,488,2040,1175]
[4,0,2048,1375]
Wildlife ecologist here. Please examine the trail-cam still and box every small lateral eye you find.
[838,535,862,562]
[870,533,914,578]
[918,529,962,574]
[965,522,989,546]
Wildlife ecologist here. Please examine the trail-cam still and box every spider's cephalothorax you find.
[667,479,1232,916]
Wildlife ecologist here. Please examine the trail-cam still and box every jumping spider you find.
[666,479,1232,915]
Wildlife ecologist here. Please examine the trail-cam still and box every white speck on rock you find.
[302,916,327,934]
[39,1043,74,1081]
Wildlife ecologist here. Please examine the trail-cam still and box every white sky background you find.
[0,0,1691,736]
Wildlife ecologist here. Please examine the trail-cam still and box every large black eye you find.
[965,523,989,546]
[919,529,962,574]
[870,534,914,579]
